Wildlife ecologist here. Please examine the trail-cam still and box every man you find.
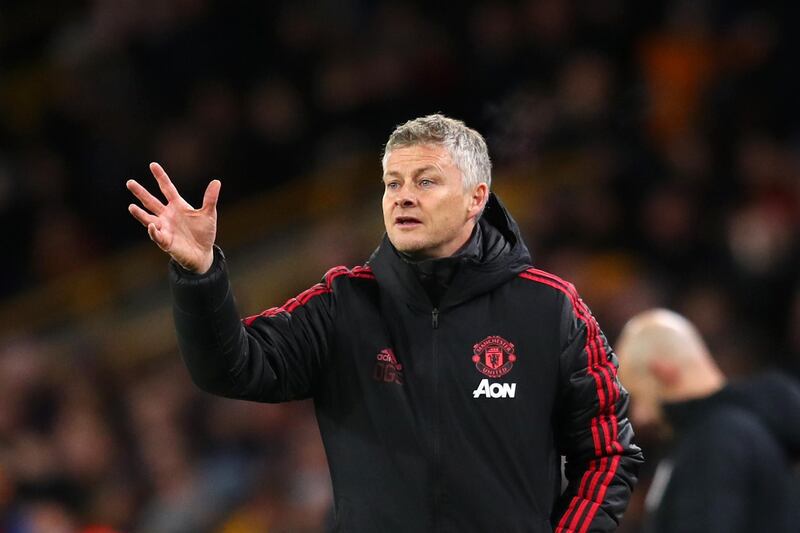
[127,114,642,532]
[616,309,798,533]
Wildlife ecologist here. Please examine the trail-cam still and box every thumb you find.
[147,223,169,250]
[202,179,221,212]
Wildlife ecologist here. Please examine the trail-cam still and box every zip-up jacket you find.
[170,193,643,532]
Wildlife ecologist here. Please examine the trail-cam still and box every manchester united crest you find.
[472,336,517,378]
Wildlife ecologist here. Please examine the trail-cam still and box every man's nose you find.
[396,189,417,208]
[398,197,416,208]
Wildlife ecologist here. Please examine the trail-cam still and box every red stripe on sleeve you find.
[519,269,625,532]
[577,455,622,533]
[519,271,615,454]
[567,457,609,532]
[244,265,375,325]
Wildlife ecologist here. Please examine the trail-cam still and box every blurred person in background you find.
[126,114,643,532]
[616,309,799,533]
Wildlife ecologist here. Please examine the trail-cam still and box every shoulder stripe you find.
[520,268,624,533]
[244,265,375,325]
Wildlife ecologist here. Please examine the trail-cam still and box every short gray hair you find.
[381,114,492,192]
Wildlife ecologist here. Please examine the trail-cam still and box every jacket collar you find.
[662,387,730,432]
[368,193,532,312]
[397,224,481,308]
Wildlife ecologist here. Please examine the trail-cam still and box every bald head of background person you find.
[615,308,726,433]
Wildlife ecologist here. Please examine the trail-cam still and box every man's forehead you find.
[386,144,453,166]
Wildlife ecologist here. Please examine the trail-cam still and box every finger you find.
[128,204,158,227]
[127,179,165,214]
[149,162,181,202]
[147,223,169,251]
[202,180,221,211]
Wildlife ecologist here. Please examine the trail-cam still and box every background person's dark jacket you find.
[645,382,798,533]
[727,371,800,462]
[169,194,643,532]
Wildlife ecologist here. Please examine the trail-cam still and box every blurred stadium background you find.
[1,0,798,531]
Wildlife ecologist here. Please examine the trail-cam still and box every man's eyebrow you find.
[382,166,439,180]
[412,165,439,178]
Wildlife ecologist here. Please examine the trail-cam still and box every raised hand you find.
[127,162,221,273]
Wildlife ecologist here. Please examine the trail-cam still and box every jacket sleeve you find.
[169,246,335,402]
[552,288,644,533]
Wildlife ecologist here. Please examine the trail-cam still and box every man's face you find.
[616,349,667,438]
[382,144,484,259]
[621,373,665,432]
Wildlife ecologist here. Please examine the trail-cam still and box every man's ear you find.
[469,183,489,217]
[648,357,681,387]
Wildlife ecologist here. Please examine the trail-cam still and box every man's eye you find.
[420,179,433,187]
[386,182,400,190]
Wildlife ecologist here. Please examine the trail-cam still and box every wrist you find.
[173,249,215,275]
[195,250,214,274]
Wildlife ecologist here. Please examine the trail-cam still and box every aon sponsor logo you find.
[472,379,517,398]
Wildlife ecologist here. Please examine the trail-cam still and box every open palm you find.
[126,162,221,273]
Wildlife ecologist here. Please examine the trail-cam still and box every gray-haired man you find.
[127,114,642,532]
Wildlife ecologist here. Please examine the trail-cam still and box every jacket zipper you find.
[431,307,441,532]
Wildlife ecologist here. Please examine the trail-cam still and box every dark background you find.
[1,1,798,531]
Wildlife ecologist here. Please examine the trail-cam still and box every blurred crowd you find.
[1,0,799,531]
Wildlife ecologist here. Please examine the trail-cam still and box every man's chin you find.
[389,236,430,257]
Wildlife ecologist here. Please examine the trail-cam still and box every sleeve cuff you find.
[168,245,231,314]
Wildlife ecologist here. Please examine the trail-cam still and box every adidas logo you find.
[373,348,403,385]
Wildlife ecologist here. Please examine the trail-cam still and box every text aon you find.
[473,379,517,398]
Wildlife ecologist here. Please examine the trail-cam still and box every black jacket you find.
[170,194,643,532]
[726,371,800,461]
[646,383,799,533]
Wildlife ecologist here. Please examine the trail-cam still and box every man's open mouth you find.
[395,216,422,226]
